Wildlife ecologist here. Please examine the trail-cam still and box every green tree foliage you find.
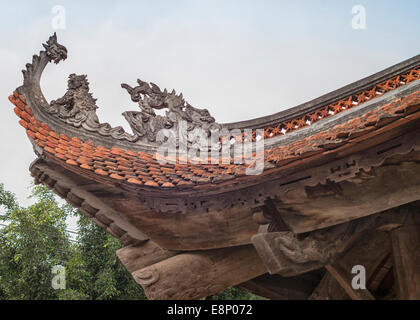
[63,215,146,300]
[208,287,264,300]
[0,183,260,300]
[0,184,70,299]
[0,183,144,300]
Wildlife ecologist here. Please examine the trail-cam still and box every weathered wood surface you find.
[272,159,420,234]
[309,270,348,300]
[33,137,420,254]
[251,211,398,277]
[309,231,391,300]
[31,159,148,245]
[104,194,259,251]
[367,255,393,293]
[131,245,267,300]
[99,151,420,252]
[391,224,420,299]
[236,271,323,300]
[116,240,178,274]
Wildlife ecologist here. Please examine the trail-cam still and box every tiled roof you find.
[8,89,420,190]
[260,66,420,139]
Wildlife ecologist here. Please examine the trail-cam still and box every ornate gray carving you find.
[22,33,67,86]
[121,79,221,144]
[43,32,67,64]
[48,74,139,141]
[22,33,221,147]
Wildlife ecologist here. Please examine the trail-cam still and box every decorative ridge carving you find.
[20,34,222,147]
[22,33,67,86]
[17,34,420,153]
[47,74,139,142]
[43,32,68,64]
[121,79,221,144]
[19,34,143,144]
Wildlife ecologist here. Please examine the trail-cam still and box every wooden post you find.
[391,225,420,299]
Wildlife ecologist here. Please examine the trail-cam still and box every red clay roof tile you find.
[95,168,108,176]
[144,180,159,187]
[66,159,78,166]
[127,177,143,185]
[80,163,93,170]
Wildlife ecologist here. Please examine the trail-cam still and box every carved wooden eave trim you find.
[29,157,148,246]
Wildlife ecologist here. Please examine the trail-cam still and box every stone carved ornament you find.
[43,32,68,64]
[121,79,222,145]
[29,34,221,147]
[47,73,137,142]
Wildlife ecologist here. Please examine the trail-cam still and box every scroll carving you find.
[133,269,160,287]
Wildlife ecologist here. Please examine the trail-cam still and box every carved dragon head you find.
[67,74,90,90]
[121,79,186,111]
[42,32,67,64]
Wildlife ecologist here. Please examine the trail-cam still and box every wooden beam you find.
[367,255,393,292]
[116,240,178,273]
[131,245,267,300]
[391,224,420,299]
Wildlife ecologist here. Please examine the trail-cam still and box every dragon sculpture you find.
[24,33,221,148]
[121,79,222,144]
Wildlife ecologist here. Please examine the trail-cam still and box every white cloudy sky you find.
[0,0,419,230]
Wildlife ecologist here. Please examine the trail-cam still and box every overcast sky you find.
[0,0,419,229]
